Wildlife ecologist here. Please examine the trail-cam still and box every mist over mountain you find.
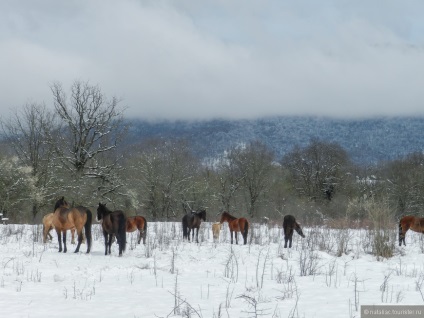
[125,116,424,165]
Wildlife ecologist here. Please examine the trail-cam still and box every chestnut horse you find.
[126,215,147,245]
[97,203,127,256]
[219,211,249,245]
[182,209,206,243]
[51,197,92,253]
[283,215,305,248]
[399,215,424,246]
[42,212,76,244]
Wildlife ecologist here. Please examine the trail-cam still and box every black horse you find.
[97,203,127,256]
[182,209,206,243]
[283,215,305,248]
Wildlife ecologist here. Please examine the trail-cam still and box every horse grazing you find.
[399,215,424,246]
[42,212,76,244]
[212,223,222,242]
[126,215,147,245]
[220,211,249,245]
[97,203,127,256]
[51,197,92,253]
[283,215,305,248]
[182,209,207,243]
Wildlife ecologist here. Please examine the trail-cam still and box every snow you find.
[1,222,424,318]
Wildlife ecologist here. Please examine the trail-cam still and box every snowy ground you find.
[1,221,424,318]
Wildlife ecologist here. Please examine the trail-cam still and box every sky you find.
[1,0,424,120]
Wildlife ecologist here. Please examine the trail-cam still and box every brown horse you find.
[42,212,76,244]
[399,215,424,246]
[126,215,147,245]
[283,215,305,248]
[182,209,207,243]
[51,197,92,253]
[219,211,249,245]
[97,203,127,256]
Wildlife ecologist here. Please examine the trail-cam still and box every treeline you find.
[1,81,423,225]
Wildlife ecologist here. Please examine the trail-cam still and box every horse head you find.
[54,196,69,211]
[97,202,108,221]
[199,209,207,221]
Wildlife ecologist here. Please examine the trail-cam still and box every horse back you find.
[229,218,248,232]
[43,213,54,228]
[126,216,144,232]
[103,210,125,233]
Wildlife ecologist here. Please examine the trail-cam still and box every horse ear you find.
[61,196,64,200]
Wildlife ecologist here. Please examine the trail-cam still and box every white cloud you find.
[1,0,424,120]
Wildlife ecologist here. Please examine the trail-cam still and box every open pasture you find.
[1,222,424,317]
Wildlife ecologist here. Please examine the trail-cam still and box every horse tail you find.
[84,208,93,253]
[399,218,404,246]
[118,213,127,253]
[182,215,188,239]
[243,220,249,241]
[142,216,147,243]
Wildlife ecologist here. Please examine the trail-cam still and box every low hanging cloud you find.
[1,0,424,120]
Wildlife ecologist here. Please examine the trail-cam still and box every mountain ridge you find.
[125,116,424,164]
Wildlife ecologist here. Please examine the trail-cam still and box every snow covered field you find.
[1,221,424,318]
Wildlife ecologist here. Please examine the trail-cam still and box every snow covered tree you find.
[50,80,128,203]
[229,141,274,218]
[0,103,58,219]
[282,139,350,202]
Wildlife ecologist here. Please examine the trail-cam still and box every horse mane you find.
[222,211,237,221]
[196,209,206,221]
[54,196,69,211]
[98,203,112,215]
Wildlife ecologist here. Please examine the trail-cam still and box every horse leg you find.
[235,232,238,245]
[74,228,83,253]
[283,229,289,248]
[56,229,63,252]
[230,230,233,244]
[137,230,141,244]
[195,228,199,243]
[71,228,76,244]
[103,231,109,255]
[288,230,293,248]
[399,222,409,246]
[187,228,191,242]
[142,229,146,245]
[62,231,67,253]
[108,234,113,255]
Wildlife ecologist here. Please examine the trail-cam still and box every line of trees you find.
[1,81,423,225]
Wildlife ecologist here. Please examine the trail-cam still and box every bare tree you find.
[282,139,350,202]
[230,141,274,218]
[381,152,424,216]
[0,103,57,219]
[50,80,128,201]
[211,151,245,212]
[129,139,199,220]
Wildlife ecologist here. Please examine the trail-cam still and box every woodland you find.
[0,80,422,228]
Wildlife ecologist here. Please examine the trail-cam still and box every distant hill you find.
[125,116,424,165]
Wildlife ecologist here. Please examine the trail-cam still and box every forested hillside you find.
[126,116,424,164]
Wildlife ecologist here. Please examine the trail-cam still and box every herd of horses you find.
[42,197,424,257]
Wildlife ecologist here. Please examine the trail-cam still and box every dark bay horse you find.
[283,215,305,248]
[126,215,147,245]
[97,203,127,256]
[399,215,424,246]
[43,212,76,244]
[219,211,249,245]
[182,209,206,243]
[51,197,92,253]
